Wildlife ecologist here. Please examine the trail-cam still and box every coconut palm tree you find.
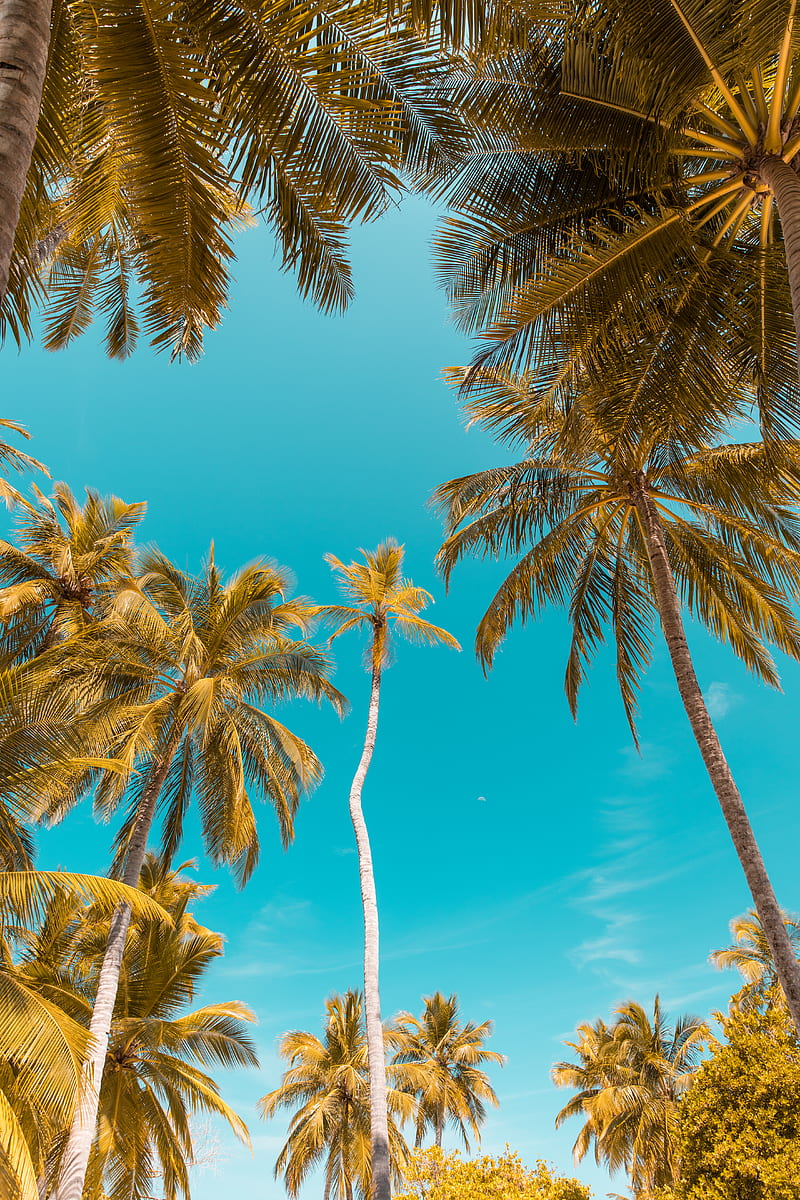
[0,483,145,663]
[52,547,343,1200]
[433,0,800,431]
[260,990,413,1200]
[0,872,167,1200]
[21,854,257,1200]
[388,992,503,1149]
[315,542,459,1200]
[436,363,800,1038]
[712,908,800,1012]
[552,998,707,1197]
[1,0,463,357]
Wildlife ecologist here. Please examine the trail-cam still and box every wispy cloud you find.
[704,681,737,720]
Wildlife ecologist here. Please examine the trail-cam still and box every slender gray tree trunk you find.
[0,0,52,300]
[634,482,800,1037]
[53,753,174,1200]
[348,654,391,1200]
[761,155,800,379]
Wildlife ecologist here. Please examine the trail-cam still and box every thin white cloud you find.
[705,681,737,720]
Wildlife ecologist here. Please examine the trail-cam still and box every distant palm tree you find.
[388,992,503,1149]
[712,909,800,1013]
[24,854,257,1200]
[436,369,800,1038]
[259,990,413,1200]
[53,549,343,1200]
[552,998,707,1198]
[316,541,459,1200]
[0,483,145,661]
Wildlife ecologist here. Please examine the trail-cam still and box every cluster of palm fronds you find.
[0,423,351,1199]
[0,854,257,1200]
[552,909,800,1199]
[261,989,504,1200]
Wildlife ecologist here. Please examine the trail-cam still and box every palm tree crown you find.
[435,374,800,731]
[0,483,145,662]
[712,908,800,1011]
[433,0,800,432]
[388,992,504,1150]
[316,539,461,668]
[259,989,413,1200]
[58,546,343,882]
[552,998,707,1197]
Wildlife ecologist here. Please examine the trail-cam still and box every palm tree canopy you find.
[11,854,255,1200]
[260,989,413,1200]
[433,0,800,437]
[435,369,800,733]
[0,870,169,1198]
[712,907,800,1010]
[315,538,460,669]
[41,547,345,885]
[5,0,469,359]
[0,419,48,511]
[388,991,504,1150]
[0,482,145,662]
[552,997,708,1194]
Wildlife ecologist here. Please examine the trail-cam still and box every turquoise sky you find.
[6,198,800,1196]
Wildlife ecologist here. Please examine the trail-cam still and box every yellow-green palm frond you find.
[436,359,800,734]
[321,539,458,668]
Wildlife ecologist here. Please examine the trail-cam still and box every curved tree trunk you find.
[761,155,800,378]
[53,752,174,1200]
[0,0,52,300]
[634,483,800,1037]
[348,651,392,1200]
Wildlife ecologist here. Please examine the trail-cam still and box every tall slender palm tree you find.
[552,998,707,1197]
[52,548,343,1200]
[259,990,413,1200]
[316,541,459,1200]
[0,483,145,662]
[433,0,800,431]
[712,908,800,1012]
[1,0,463,356]
[388,992,503,1149]
[435,367,800,1038]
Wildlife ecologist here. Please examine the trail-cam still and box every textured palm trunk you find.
[0,0,52,300]
[634,483,800,1037]
[348,643,391,1200]
[53,753,174,1200]
[761,155,800,378]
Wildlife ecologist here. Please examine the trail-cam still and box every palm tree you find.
[316,541,459,1200]
[259,990,413,1200]
[435,367,800,1038]
[0,483,145,662]
[1,0,461,357]
[52,548,343,1200]
[22,854,257,1200]
[0,871,168,1200]
[712,908,800,1012]
[388,992,503,1149]
[433,0,800,428]
[552,998,707,1197]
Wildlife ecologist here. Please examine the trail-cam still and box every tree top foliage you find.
[395,1147,591,1200]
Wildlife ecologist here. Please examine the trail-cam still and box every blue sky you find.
[6,197,800,1196]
